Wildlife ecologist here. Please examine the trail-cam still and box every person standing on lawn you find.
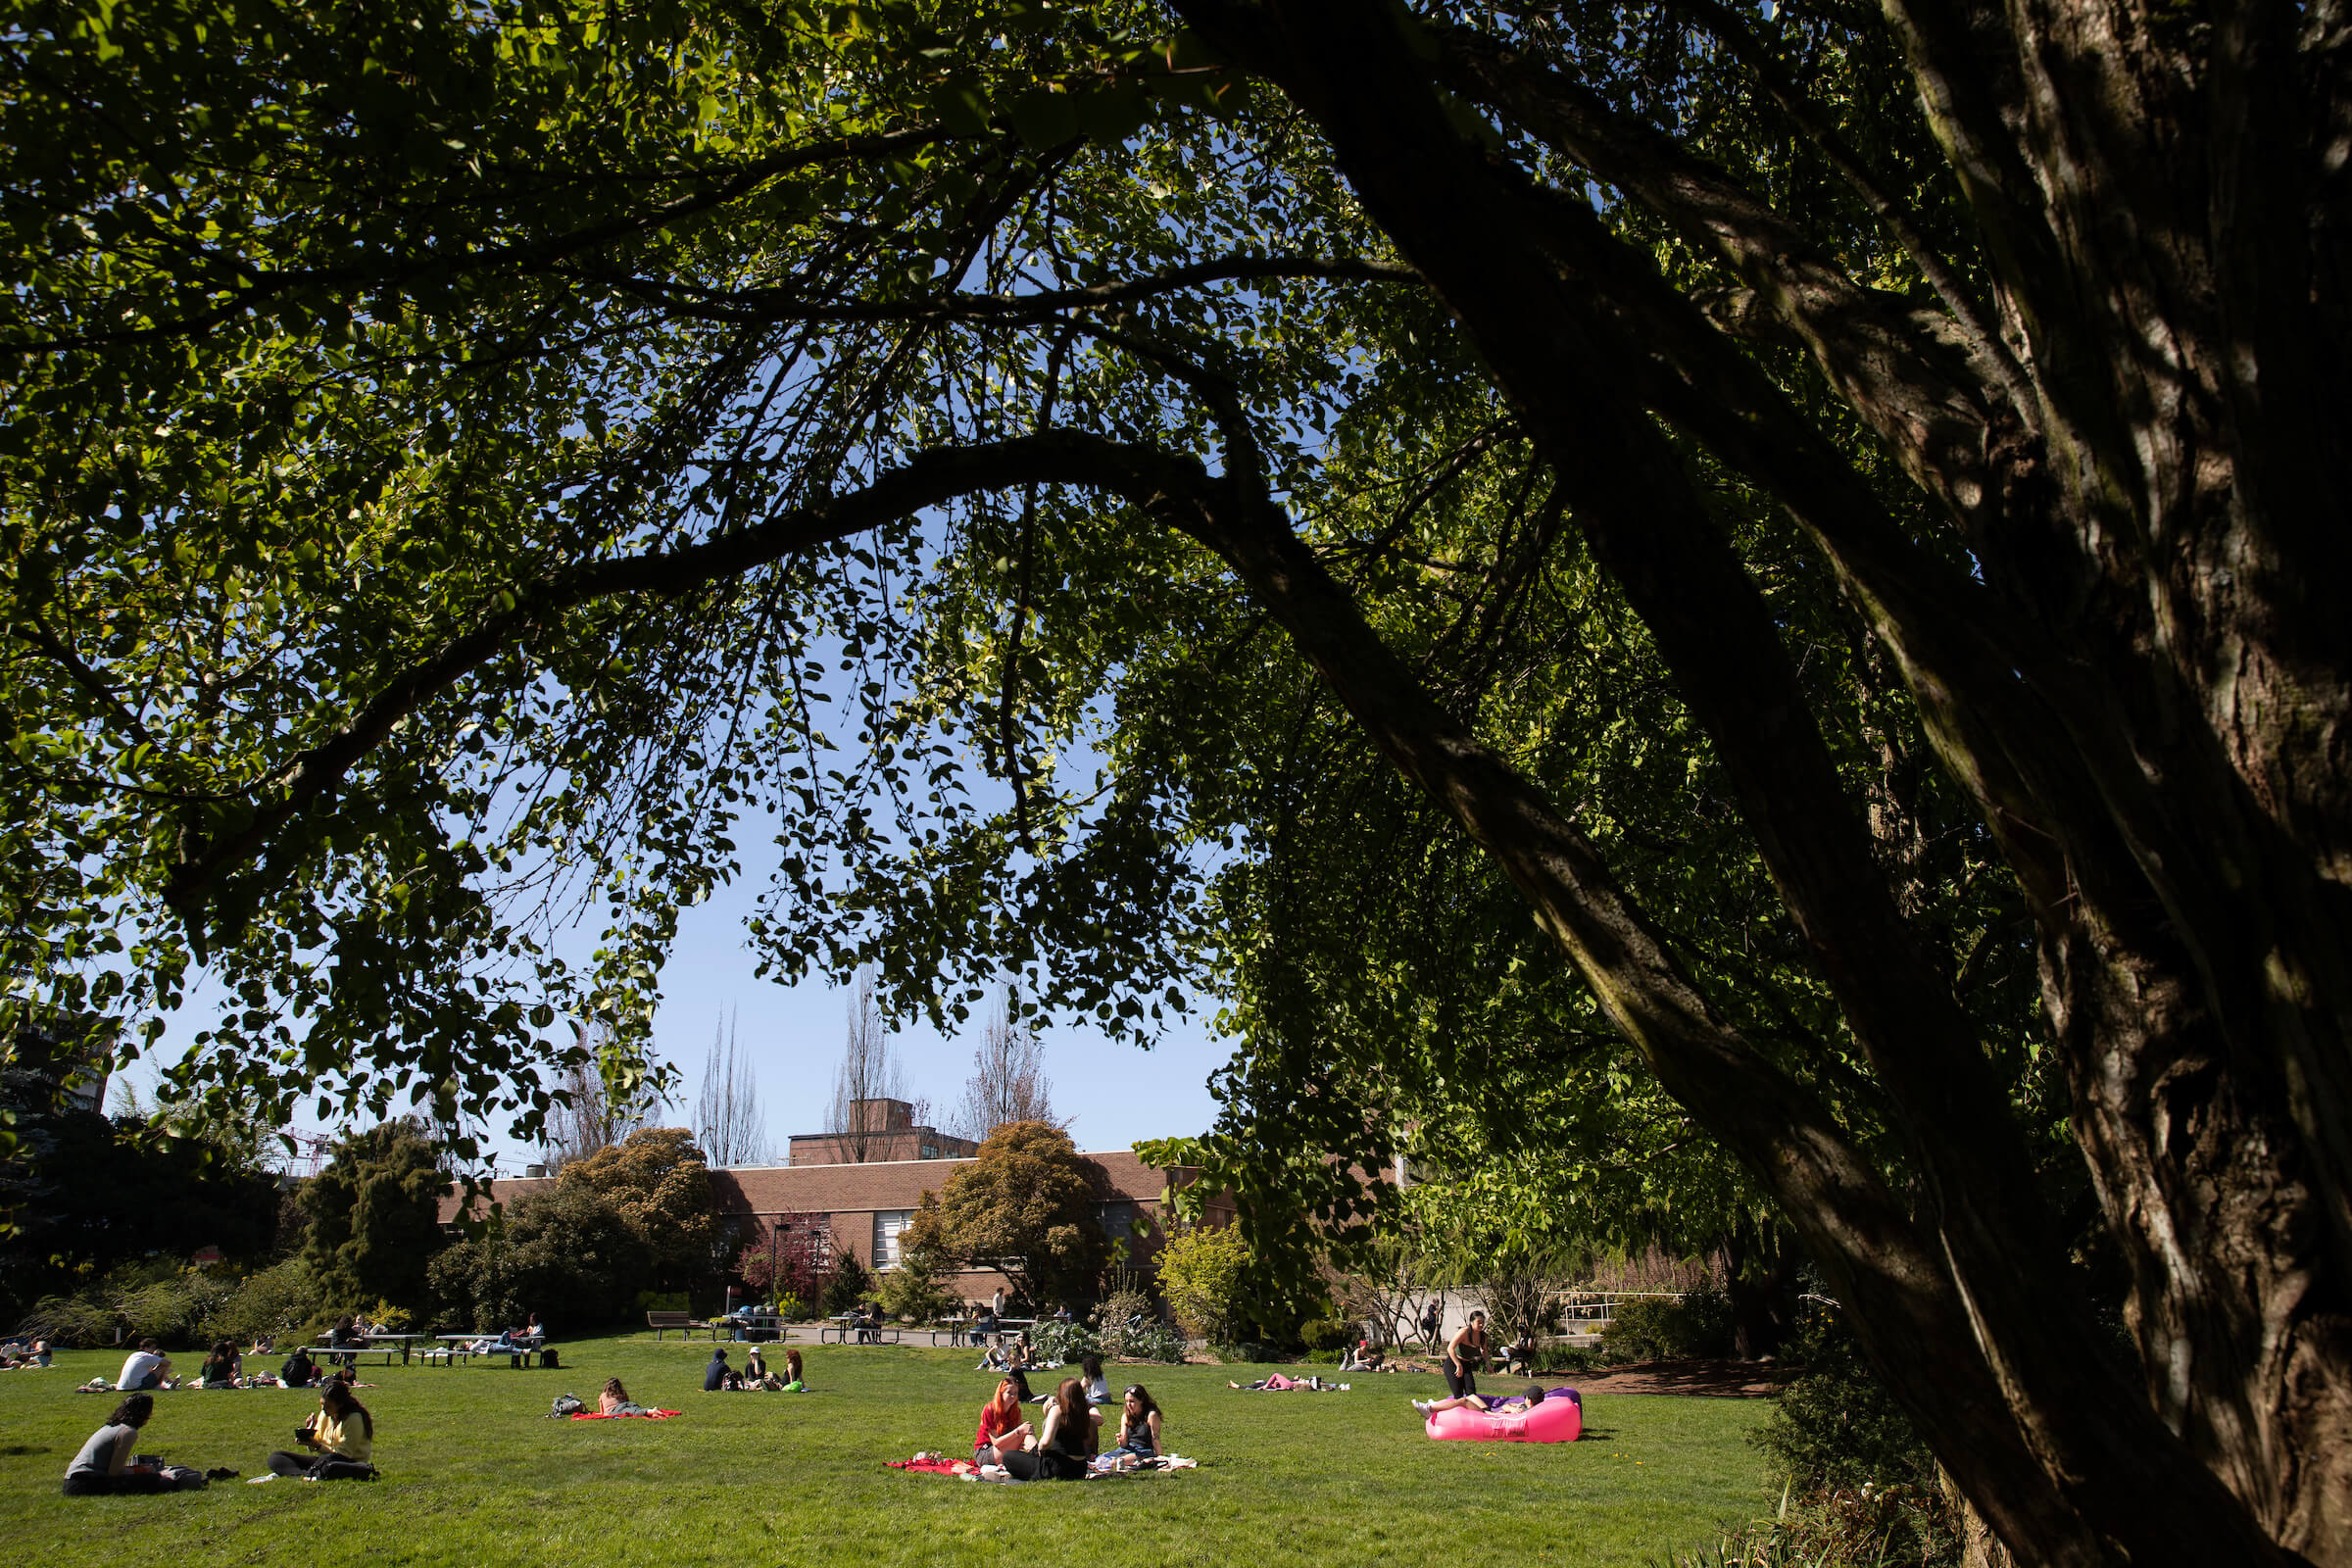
[1420,1300,1443,1355]
[1444,1310,1489,1402]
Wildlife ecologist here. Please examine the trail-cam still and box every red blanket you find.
[569,1409,681,1420]
[887,1457,972,1476]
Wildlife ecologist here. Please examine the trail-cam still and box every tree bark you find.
[1170,0,2352,1560]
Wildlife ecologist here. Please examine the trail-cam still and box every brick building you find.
[782,1097,978,1166]
[440,1138,1233,1309]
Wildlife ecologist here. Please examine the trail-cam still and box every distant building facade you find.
[785,1097,978,1166]
[440,1142,1235,1308]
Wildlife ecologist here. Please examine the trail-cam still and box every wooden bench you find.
[647,1311,718,1342]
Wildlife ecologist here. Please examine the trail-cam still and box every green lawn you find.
[0,1340,1773,1566]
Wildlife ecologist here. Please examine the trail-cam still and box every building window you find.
[872,1209,913,1269]
[1102,1200,1139,1242]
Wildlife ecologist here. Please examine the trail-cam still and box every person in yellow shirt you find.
[266,1382,376,1480]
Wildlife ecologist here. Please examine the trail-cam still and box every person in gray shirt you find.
[64,1395,170,1495]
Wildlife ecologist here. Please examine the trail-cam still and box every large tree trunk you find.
[1171,0,2352,1559]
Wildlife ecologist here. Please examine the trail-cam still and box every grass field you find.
[0,1338,1774,1566]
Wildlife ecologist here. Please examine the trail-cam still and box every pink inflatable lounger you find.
[1424,1389,1583,1443]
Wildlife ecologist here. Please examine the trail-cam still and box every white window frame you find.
[872,1208,913,1270]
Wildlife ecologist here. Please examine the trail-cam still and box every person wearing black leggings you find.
[1003,1378,1099,1481]
[267,1381,376,1480]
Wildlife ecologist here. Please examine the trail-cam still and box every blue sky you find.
[116,865,1234,1169]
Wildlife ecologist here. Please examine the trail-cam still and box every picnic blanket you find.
[887,1457,974,1477]
[569,1408,681,1421]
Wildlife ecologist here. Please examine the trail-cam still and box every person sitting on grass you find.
[972,1377,1032,1465]
[1109,1384,1163,1464]
[1078,1352,1109,1404]
[1414,1383,1547,1418]
[198,1339,242,1389]
[1341,1340,1386,1373]
[704,1347,742,1392]
[64,1394,193,1494]
[782,1348,805,1392]
[279,1345,318,1389]
[1001,1377,1097,1482]
[744,1346,769,1383]
[268,1381,376,1480]
[248,1333,275,1357]
[599,1378,652,1416]
[117,1339,172,1392]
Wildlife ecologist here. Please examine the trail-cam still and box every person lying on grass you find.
[1229,1373,1338,1392]
[973,1378,1032,1465]
[267,1381,375,1480]
[1414,1384,1548,1418]
[600,1379,653,1417]
[1000,1378,1099,1482]
[1107,1385,1162,1464]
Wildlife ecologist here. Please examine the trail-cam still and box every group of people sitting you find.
[63,1381,378,1494]
[702,1345,806,1392]
[970,1360,1165,1480]
[974,1332,1031,1373]
[2,1335,53,1369]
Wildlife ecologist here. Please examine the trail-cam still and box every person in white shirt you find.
[117,1340,170,1392]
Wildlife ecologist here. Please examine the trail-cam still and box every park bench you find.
[647,1311,718,1342]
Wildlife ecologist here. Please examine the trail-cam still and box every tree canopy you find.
[906,1119,1109,1307]
[4,1,2348,1560]
[299,1116,449,1311]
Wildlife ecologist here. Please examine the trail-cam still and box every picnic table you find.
[297,1342,403,1368]
[646,1311,718,1341]
[714,1311,784,1342]
[820,1313,903,1345]
[362,1333,427,1365]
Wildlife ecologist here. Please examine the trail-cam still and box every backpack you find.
[551,1393,585,1418]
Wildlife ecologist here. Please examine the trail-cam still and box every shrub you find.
[21,1260,256,1348]
[300,1118,449,1314]
[869,1238,961,1323]
[1597,1285,1736,1363]
[1116,1322,1190,1363]
[1157,1223,1250,1343]
[1212,1340,1276,1364]
[1752,1314,1936,1494]
[427,1184,652,1332]
[1094,1289,1169,1361]
[1298,1317,1352,1352]
[1028,1318,1096,1365]
[198,1258,323,1347]
[823,1250,872,1315]
[769,1292,808,1322]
